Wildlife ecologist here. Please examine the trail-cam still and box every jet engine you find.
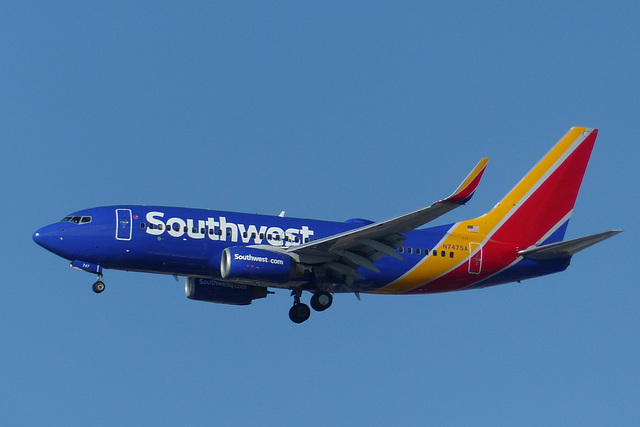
[185,277,270,305]
[220,247,303,283]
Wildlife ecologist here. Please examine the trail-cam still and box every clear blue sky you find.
[1,2,637,426]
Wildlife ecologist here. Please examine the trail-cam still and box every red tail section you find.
[381,127,601,296]
[479,127,597,247]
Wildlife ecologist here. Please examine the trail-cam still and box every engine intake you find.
[220,247,302,283]
[185,277,270,305]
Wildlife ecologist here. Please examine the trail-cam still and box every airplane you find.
[33,127,621,323]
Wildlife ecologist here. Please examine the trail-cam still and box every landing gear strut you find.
[92,275,105,294]
[288,289,310,324]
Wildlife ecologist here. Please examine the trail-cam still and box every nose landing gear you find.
[69,261,106,294]
[92,275,105,293]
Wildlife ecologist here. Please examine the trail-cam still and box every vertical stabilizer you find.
[479,127,598,247]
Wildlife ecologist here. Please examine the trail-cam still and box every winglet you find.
[441,158,489,204]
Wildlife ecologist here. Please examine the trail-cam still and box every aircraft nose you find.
[33,224,66,254]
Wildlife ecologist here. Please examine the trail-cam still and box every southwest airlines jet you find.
[34,127,621,323]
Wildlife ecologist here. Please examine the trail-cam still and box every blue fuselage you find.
[33,205,569,294]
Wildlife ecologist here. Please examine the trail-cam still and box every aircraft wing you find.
[284,158,489,283]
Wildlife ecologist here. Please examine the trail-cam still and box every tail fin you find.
[478,127,598,247]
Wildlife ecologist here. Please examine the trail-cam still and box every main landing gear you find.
[288,289,333,324]
[92,275,105,294]
[310,291,333,312]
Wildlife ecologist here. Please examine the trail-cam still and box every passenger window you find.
[407,247,413,254]
[416,248,421,255]
[141,223,146,229]
[450,252,454,258]
[243,232,248,238]
[260,233,265,239]
[252,233,257,238]
[158,224,163,230]
[441,251,446,257]
[433,250,437,256]
[209,229,214,235]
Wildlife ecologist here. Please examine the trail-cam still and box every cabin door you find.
[115,209,133,241]
[468,242,482,274]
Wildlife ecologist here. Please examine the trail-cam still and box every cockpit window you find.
[60,216,92,224]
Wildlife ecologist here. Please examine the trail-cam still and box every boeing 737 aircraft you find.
[34,127,621,323]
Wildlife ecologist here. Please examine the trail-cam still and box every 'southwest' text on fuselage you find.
[144,211,315,247]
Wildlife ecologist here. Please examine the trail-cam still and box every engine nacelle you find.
[220,247,302,283]
[185,277,270,306]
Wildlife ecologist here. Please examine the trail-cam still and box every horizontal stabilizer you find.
[518,230,622,260]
